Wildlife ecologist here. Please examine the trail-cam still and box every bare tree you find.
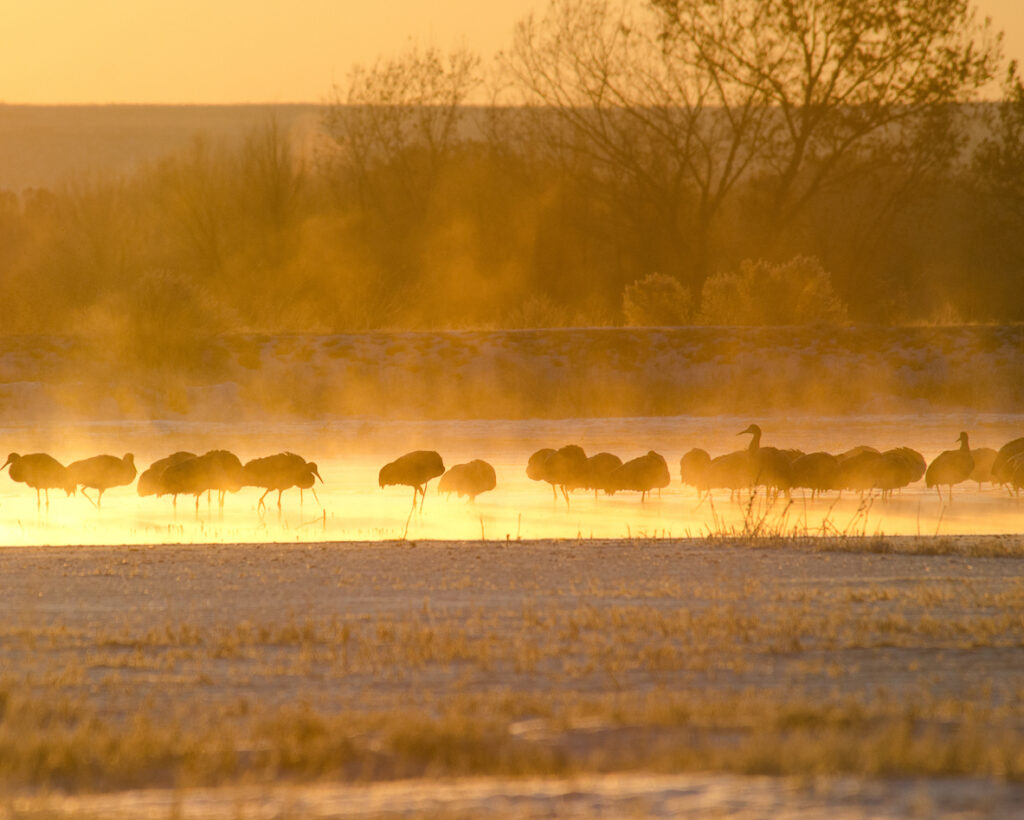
[653,0,1001,226]
[322,44,481,216]
[498,0,772,275]
[974,62,1024,211]
[158,137,233,275]
[241,118,305,238]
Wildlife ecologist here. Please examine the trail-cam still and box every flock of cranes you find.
[2,450,321,511]
[529,426,1024,508]
[2,428,1023,516]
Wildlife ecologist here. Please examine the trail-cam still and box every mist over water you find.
[2,413,1021,546]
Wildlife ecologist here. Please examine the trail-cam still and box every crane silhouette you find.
[2,452,76,507]
[925,432,974,503]
[438,459,496,502]
[244,452,323,510]
[379,450,445,511]
[68,453,136,508]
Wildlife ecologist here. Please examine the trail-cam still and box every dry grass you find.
[0,540,1022,794]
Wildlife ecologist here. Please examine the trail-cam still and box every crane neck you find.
[747,428,761,453]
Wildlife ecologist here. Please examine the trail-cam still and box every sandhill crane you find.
[606,451,671,502]
[2,452,76,507]
[836,450,884,495]
[138,452,197,504]
[379,450,445,511]
[438,459,496,502]
[925,432,975,503]
[1008,454,1024,494]
[739,424,793,498]
[873,447,926,499]
[679,448,711,497]
[544,445,588,508]
[968,447,998,488]
[790,452,840,498]
[992,437,1024,494]
[526,448,557,501]
[581,452,622,497]
[244,452,323,510]
[162,450,245,511]
[837,445,880,463]
[707,449,755,500]
[68,453,136,508]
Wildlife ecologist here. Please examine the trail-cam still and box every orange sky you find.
[1,0,1021,104]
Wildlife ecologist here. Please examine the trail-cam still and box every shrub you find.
[698,256,848,325]
[622,273,693,326]
[77,269,233,374]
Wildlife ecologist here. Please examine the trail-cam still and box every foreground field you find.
[2,538,1024,817]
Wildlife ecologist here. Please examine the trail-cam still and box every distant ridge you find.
[0,104,324,191]
[0,102,995,192]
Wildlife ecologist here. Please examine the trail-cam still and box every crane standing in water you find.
[162,450,246,512]
[137,452,198,505]
[925,432,975,504]
[244,452,323,510]
[2,452,77,507]
[379,450,445,511]
[68,453,137,508]
[438,459,497,502]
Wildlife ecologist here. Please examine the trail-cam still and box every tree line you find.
[2,0,1023,361]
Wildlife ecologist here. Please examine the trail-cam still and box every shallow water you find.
[0,413,1021,545]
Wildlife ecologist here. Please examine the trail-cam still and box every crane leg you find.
[97,489,104,509]
[310,487,320,506]
[277,490,283,509]
[258,489,270,511]
[948,485,953,505]
[45,488,50,507]
[35,488,41,509]
[419,484,428,511]
[81,488,97,509]
[561,485,570,510]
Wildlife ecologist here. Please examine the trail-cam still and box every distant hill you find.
[0,104,324,191]
[0,102,996,193]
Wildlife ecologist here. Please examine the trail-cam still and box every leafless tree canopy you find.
[0,0,1019,342]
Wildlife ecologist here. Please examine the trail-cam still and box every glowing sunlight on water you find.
[0,413,1021,546]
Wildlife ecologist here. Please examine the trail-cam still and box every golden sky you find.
[1,0,1021,104]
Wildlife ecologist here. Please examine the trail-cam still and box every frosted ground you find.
[3,540,1024,817]
[1,326,1023,421]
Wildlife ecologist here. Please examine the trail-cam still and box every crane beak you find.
[0,456,11,471]
[312,468,323,484]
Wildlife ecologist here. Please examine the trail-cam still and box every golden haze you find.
[0,0,1018,103]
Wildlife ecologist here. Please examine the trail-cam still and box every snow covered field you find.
[2,540,1023,817]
